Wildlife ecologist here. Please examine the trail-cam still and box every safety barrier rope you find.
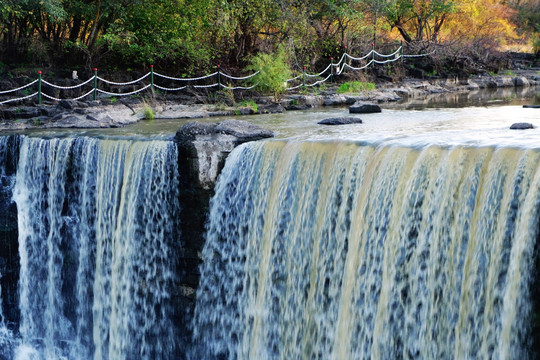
[345,50,374,62]
[42,77,94,90]
[0,44,433,105]
[96,84,152,97]
[402,50,436,58]
[153,84,188,92]
[0,80,39,95]
[42,88,95,102]
[305,64,332,78]
[220,83,259,90]
[153,71,218,82]
[373,48,402,58]
[220,71,260,81]
[193,83,219,89]
[0,92,38,105]
[97,73,150,86]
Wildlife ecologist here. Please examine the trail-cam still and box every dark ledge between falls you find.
[173,119,274,341]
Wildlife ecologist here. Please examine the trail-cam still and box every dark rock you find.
[215,119,274,141]
[57,99,77,110]
[175,122,218,141]
[259,103,285,114]
[286,104,312,111]
[175,120,274,190]
[349,102,382,114]
[1,106,40,120]
[523,105,540,109]
[51,113,64,122]
[510,122,534,130]
[235,107,255,115]
[514,77,530,87]
[38,106,57,117]
[318,117,363,125]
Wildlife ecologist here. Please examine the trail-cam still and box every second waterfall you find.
[192,140,540,359]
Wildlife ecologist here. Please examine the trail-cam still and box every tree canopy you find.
[0,0,535,73]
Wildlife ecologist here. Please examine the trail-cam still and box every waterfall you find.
[192,141,540,359]
[8,136,179,359]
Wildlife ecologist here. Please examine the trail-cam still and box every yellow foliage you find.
[445,0,518,45]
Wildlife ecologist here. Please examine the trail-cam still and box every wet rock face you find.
[174,119,274,350]
[175,119,274,190]
[0,135,20,327]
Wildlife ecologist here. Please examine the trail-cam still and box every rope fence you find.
[0,44,433,105]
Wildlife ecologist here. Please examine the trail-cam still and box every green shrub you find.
[142,103,155,121]
[238,100,258,113]
[336,81,376,94]
[246,48,291,102]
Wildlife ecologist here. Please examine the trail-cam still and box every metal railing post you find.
[150,64,155,96]
[37,71,42,105]
[93,68,98,101]
[217,65,221,89]
[371,42,375,67]
[150,64,154,89]
[330,57,334,82]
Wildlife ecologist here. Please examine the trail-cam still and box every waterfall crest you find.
[193,141,540,360]
[8,136,179,359]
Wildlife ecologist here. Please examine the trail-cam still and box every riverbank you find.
[0,70,539,131]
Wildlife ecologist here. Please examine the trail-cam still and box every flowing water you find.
[0,87,539,359]
[192,141,540,359]
[0,136,179,359]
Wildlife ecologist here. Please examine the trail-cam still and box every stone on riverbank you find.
[349,102,382,114]
[318,117,363,125]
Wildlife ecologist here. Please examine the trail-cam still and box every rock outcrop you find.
[174,119,274,348]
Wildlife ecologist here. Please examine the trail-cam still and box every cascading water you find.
[192,140,539,359]
[1,135,179,359]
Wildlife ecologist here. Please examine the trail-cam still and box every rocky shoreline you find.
[0,70,538,131]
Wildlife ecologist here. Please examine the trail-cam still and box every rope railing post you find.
[37,71,42,105]
[217,65,221,89]
[302,66,306,88]
[400,41,404,63]
[150,64,155,97]
[93,68,97,101]
[330,57,334,82]
[371,42,375,67]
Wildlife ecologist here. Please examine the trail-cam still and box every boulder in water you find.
[318,117,363,125]
[349,102,382,114]
[214,119,274,141]
[510,122,534,130]
[523,105,540,109]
